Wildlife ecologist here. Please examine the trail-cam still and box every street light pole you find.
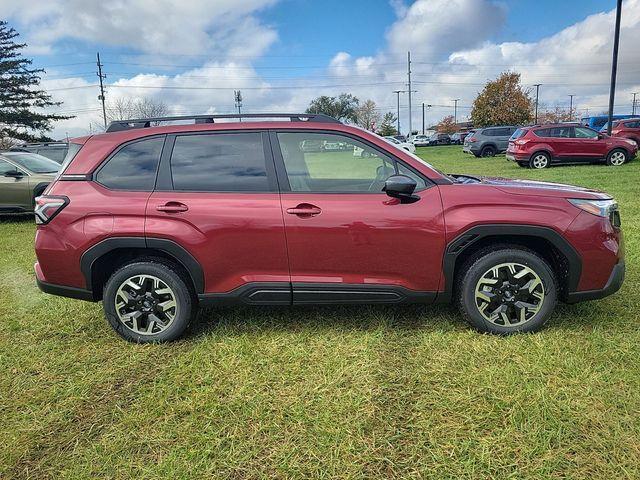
[392,90,405,134]
[568,94,575,121]
[607,0,623,135]
[453,99,460,125]
[533,84,541,124]
[407,52,413,137]
[632,92,637,116]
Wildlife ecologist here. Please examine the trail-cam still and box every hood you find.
[450,174,611,200]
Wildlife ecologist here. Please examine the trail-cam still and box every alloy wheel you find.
[609,151,626,166]
[532,154,548,169]
[474,262,545,327]
[115,275,177,335]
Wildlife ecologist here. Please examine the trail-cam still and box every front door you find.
[0,159,30,210]
[572,126,607,159]
[145,131,290,301]
[271,131,445,304]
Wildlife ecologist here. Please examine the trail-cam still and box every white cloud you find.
[2,0,279,57]
[385,0,507,60]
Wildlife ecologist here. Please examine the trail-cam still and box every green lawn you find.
[1,146,639,479]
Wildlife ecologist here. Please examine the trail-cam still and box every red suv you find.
[35,114,625,342]
[609,118,640,147]
[507,124,638,169]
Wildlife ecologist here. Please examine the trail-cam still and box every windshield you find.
[3,152,60,173]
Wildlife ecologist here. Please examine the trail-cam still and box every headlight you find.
[569,198,619,223]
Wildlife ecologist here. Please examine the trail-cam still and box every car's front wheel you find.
[457,248,557,334]
[606,148,628,166]
[103,259,196,342]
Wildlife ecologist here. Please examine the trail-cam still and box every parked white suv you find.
[384,136,416,153]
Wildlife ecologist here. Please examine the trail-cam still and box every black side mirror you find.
[383,174,420,203]
[4,170,23,178]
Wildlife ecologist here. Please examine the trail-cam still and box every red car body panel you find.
[34,120,625,305]
[145,192,290,293]
[281,189,445,291]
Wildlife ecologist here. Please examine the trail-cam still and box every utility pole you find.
[453,99,460,125]
[533,84,542,124]
[407,51,413,137]
[234,90,243,118]
[96,52,107,130]
[632,92,637,116]
[568,94,575,121]
[607,0,623,135]
[393,90,406,134]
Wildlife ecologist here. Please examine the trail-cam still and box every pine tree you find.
[0,21,70,142]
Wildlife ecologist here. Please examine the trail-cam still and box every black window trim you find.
[155,129,278,193]
[269,129,434,194]
[92,134,167,192]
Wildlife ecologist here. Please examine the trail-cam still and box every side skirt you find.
[198,282,438,307]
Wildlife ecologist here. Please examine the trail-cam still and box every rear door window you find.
[170,132,270,192]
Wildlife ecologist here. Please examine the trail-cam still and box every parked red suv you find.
[609,118,640,147]
[35,114,625,342]
[507,124,638,169]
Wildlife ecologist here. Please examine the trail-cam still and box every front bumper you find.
[565,261,625,303]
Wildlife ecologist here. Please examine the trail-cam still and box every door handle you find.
[286,203,322,217]
[156,202,189,213]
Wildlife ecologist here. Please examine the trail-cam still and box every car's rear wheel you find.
[530,152,550,169]
[457,248,557,334]
[606,148,627,166]
[480,145,496,157]
[103,260,195,343]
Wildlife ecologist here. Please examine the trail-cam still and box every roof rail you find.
[105,113,341,133]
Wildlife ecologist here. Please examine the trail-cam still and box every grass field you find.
[1,146,639,479]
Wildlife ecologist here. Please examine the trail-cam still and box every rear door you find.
[271,130,445,303]
[145,131,290,300]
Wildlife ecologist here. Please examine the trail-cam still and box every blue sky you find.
[3,0,636,137]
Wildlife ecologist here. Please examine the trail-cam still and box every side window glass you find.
[0,160,16,175]
[574,127,598,139]
[277,132,397,192]
[396,163,427,190]
[170,133,269,192]
[96,137,164,190]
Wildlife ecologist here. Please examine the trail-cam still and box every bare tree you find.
[94,97,170,131]
[355,100,381,131]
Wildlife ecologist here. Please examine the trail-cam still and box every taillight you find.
[468,137,477,143]
[34,195,69,225]
[611,129,621,134]
[514,139,529,146]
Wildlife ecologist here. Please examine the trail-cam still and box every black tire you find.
[103,259,196,343]
[606,148,628,166]
[457,247,557,334]
[480,145,496,157]
[529,151,550,169]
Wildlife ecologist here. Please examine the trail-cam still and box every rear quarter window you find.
[95,136,164,190]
